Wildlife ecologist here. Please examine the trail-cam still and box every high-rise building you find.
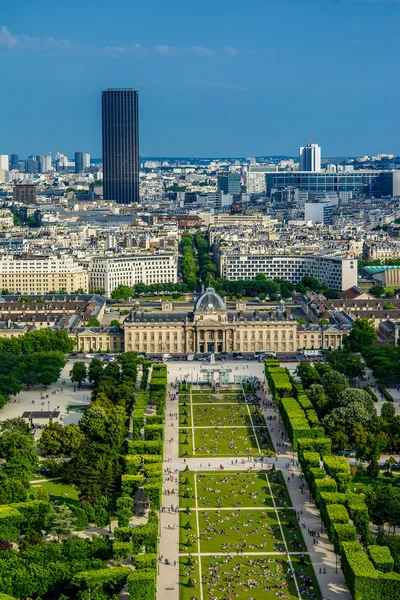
[0,156,9,171]
[217,171,241,195]
[26,156,39,174]
[75,152,84,174]
[9,154,19,170]
[102,89,140,204]
[299,143,321,172]
[38,155,52,173]
[14,185,37,205]
[83,153,90,169]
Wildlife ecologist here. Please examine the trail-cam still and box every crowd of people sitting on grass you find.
[202,554,316,599]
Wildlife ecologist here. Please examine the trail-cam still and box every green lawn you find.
[198,509,283,553]
[30,481,80,509]
[201,555,300,600]
[269,469,293,507]
[193,426,260,456]
[196,472,274,508]
[190,393,244,404]
[179,555,201,600]
[179,472,196,509]
[192,404,251,427]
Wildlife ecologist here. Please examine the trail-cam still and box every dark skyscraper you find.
[75,151,84,174]
[102,89,139,204]
[9,154,19,170]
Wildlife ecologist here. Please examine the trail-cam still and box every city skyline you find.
[1,0,400,157]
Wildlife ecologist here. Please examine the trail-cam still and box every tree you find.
[296,362,320,388]
[88,358,104,386]
[382,402,396,423]
[369,285,386,298]
[87,318,100,327]
[321,371,349,402]
[110,320,122,328]
[47,504,76,540]
[111,285,133,300]
[307,383,327,414]
[70,362,87,389]
[344,318,377,353]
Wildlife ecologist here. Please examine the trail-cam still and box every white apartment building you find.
[217,250,357,290]
[299,143,321,172]
[0,156,9,171]
[90,253,178,297]
[0,255,89,295]
[83,153,90,169]
[246,171,267,194]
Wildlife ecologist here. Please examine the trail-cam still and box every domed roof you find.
[196,287,226,312]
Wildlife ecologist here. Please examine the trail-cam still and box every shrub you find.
[368,545,394,573]
[127,440,163,455]
[121,474,144,496]
[325,504,349,542]
[134,553,158,571]
[333,523,356,554]
[124,455,142,475]
[114,527,132,542]
[127,570,156,600]
[0,506,23,541]
[379,387,394,402]
[113,541,132,560]
[143,454,163,464]
[131,523,158,553]
[143,483,162,510]
[144,425,164,441]
[364,386,379,402]
[313,477,337,506]
[323,456,351,492]
[73,567,131,591]
[297,437,332,457]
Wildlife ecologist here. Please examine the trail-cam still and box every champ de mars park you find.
[0,311,399,600]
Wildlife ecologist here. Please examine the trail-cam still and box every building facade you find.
[0,255,88,295]
[216,250,357,290]
[299,143,321,172]
[102,88,140,204]
[89,253,178,297]
[14,185,37,205]
[75,152,84,174]
[266,170,400,197]
[124,288,347,354]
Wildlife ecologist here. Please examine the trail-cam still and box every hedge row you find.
[0,501,51,541]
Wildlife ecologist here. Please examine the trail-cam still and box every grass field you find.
[30,481,80,509]
[192,404,251,427]
[200,554,318,600]
[194,426,260,456]
[196,471,274,508]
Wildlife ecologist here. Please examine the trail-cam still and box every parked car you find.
[187,354,195,361]
[86,353,95,359]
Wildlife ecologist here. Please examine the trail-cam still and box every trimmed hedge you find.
[323,456,351,493]
[0,506,23,541]
[143,482,162,510]
[144,424,164,441]
[114,527,132,542]
[368,545,394,573]
[134,553,158,571]
[121,474,144,496]
[131,523,158,554]
[297,437,332,457]
[124,455,142,475]
[73,567,131,590]
[143,454,163,464]
[127,440,163,455]
[325,503,349,542]
[113,541,132,560]
[364,386,379,403]
[128,570,156,600]
[333,523,356,554]
[379,387,394,402]
[313,477,337,506]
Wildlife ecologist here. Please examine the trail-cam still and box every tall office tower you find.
[14,184,37,205]
[227,172,241,195]
[102,89,140,204]
[217,171,229,193]
[83,153,90,169]
[9,154,19,170]
[26,156,39,174]
[75,151,84,174]
[299,143,321,172]
[39,154,52,173]
[0,155,9,171]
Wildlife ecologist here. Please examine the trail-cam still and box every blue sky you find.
[1,0,399,158]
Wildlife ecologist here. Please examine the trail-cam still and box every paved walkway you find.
[157,369,351,600]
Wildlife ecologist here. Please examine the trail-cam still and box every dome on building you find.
[195,287,226,312]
